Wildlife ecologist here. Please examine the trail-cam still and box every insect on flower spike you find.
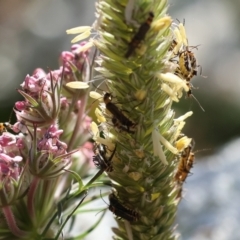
[93,144,116,172]
[108,193,140,222]
[0,122,9,134]
[175,139,195,183]
[90,91,136,134]
[125,12,154,58]
[0,109,19,134]
[101,93,136,132]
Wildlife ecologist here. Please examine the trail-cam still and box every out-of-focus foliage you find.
[0,0,95,120]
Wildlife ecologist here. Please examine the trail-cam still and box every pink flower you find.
[0,154,22,180]
[38,124,67,156]
[21,70,49,98]
[15,101,28,111]
[0,133,16,147]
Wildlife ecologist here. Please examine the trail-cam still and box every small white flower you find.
[95,108,106,123]
[173,121,186,140]
[157,131,178,154]
[66,26,92,34]
[178,23,188,46]
[161,83,179,102]
[158,72,189,92]
[174,111,193,123]
[173,27,183,53]
[66,26,92,43]
[90,121,99,140]
[152,16,172,32]
[176,136,192,151]
[173,26,182,44]
[152,129,168,165]
[89,91,103,101]
[74,40,94,54]
[66,82,89,89]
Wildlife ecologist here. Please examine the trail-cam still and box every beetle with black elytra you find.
[108,192,140,222]
[103,92,136,132]
[93,144,116,172]
[125,11,154,58]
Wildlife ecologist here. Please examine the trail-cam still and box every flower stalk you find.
[78,0,198,239]
[0,0,201,238]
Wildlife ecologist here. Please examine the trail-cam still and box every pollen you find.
[134,149,145,158]
[74,40,94,54]
[95,108,106,123]
[128,172,142,181]
[90,121,99,140]
[178,23,188,46]
[161,83,179,102]
[152,16,172,32]
[175,136,192,151]
[151,193,160,201]
[66,82,89,89]
[157,131,178,154]
[89,91,103,101]
[134,89,147,101]
[152,129,168,165]
[66,26,92,34]
[174,111,193,123]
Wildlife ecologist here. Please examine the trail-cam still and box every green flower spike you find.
[91,1,197,239]
[69,0,200,239]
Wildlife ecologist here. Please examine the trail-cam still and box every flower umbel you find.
[0,42,100,239]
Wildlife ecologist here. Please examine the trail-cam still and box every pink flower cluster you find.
[0,133,23,181]
[59,42,90,82]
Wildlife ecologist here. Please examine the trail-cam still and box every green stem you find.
[53,191,88,240]
[27,177,40,223]
[2,205,28,238]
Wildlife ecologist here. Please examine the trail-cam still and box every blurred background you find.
[0,0,239,239]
